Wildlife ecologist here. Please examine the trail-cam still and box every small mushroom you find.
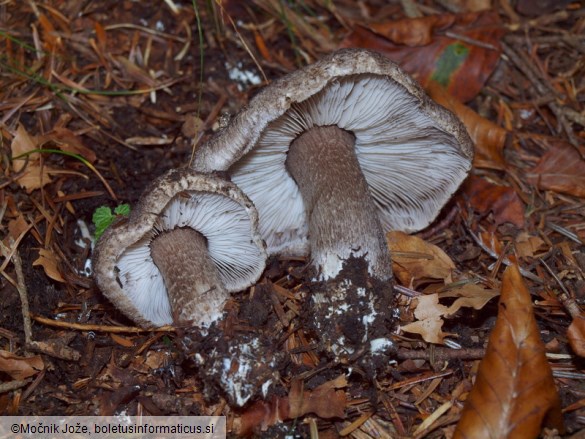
[93,168,267,328]
[193,48,474,282]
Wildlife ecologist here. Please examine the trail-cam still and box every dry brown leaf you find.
[427,82,507,168]
[343,12,504,103]
[41,127,97,163]
[7,214,29,242]
[235,375,347,435]
[453,265,564,438]
[567,316,585,357]
[33,248,65,283]
[11,124,56,192]
[289,375,347,418]
[369,14,457,46]
[387,231,455,287]
[441,284,499,316]
[0,350,44,380]
[401,294,450,344]
[515,233,546,259]
[527,141,585,198]
[461,175,525,227]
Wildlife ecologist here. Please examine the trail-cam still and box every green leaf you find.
[114,204,131,216]
[92,204,131,240]
[92,207,114,241]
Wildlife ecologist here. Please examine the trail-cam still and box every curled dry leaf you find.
[441,284,499,316]
[461,175,525,227]
[0,350,44,380]
[526,141,585,198]
[567,316,585,358]
[402,285,498,344]
[426,82,507,168]
[11,124,56,192]
[33,248,65,283]
[387,231,455,287]
[515,233,545,259]
[401,294,450,344]
[453,265,564,438]
[40,127,97,163]
[234,375,347,436]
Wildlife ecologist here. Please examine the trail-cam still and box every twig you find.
[464,226,543,284]
[501,41,583,155]
[445,31,499,50]
[32,315,175,333]
[546,221,584,245]
[397,347,485,361]
[539,258,581,318]
[0,240,34,346]
[0,380,30,394]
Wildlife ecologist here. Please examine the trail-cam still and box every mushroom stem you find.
[150,227,228,326]
[285,125,392,280]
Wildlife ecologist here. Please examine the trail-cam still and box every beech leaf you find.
[461,176,525,227]
[453,265,564,438]
[0,350,44,380]
[527,141,585,198]
[401,294,450,344]
[567,316,585,358]
[426,82,507,168]
[33,248,65,283]
[386,231,455,287]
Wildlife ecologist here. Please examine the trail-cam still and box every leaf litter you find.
[1,0,584,437]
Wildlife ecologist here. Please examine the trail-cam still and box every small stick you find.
[32,314,175,333]
[397,347,485,361]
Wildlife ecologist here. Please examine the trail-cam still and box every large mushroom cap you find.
[93,168,267,327]
[193,49,474,257]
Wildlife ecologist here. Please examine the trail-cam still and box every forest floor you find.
[1,0,585,437]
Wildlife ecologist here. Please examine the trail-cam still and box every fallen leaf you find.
[426,81,507,168]
[289,374,347,418]
[461,175,525,227]
[0,350,44,380]
[369,14,458,47]
[39,127,97,163]
[453,265,565,438]
[33,248,65,282]
[234,375,347,435]
[401,294,450,344]
[10,125,59,192]
[441,284,499,316]
[342,11,505,102]
[527,141,585,198]
[387,231,455,287]
[567,316,585,357]
[515,233,545,259]
[7,214,29,242]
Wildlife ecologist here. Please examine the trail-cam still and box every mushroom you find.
[93,168,267,328]
[193,48,474,283]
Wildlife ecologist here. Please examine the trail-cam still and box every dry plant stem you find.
[150,227,228,324]
[12,246,33,348]
[397,347,485,361]
[31,315,174,333]
[285,125,392,280]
